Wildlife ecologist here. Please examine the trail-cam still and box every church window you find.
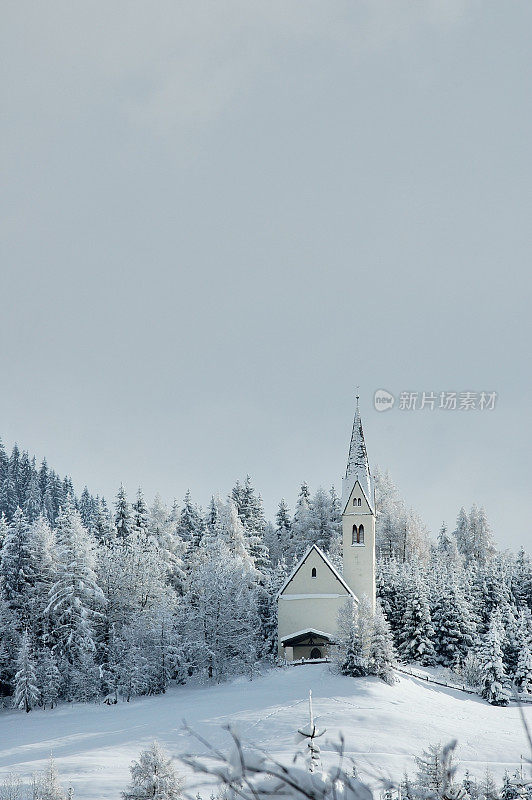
[311,567,317,578]
[353,523,365,544]
[358,498,362,507]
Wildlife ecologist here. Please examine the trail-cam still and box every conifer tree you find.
[335,596,373,677]
[437,523,462,569]
[13,631,40,712]
[414,742,460,800]
[368,604,396,684]
[432,584,476,668]
[123,741,183,800]
[479,615,510,705]
[511,549,532,610]
[23,474,42,522]
[453,507,471,563]
[45,499,105,689]
[0,512,8,550]
[115,485,133,543]
[38,755,66,800]
[513,628,532,693]
[0,507,36,623]
[132,488,149,538]
[36,648,62,709]
[79,486,95,529]
[398,581,436,665]
[92,497,116,543]
[478,768,499,800]
[178,490,204,548]
[500,771,519,800]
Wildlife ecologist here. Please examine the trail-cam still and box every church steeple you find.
[343,394,372,508]
[341,392,376,611]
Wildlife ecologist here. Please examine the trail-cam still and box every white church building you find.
[277,399,376,661]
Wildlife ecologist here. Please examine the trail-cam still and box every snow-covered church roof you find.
[342,396,373,511]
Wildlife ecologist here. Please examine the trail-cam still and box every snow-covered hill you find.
[0,664,528,799]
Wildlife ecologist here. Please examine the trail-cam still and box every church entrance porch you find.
[280,629,334,662]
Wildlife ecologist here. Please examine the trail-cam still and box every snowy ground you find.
[0,664,529,799]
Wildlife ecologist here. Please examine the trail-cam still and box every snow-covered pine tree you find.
[463,770,480,800]
[36,647,62,709]
[45,498,105,698]
[79,486,95,529]
[183,536,260,682]
[373,468,430,563]
[500,604,521,679]
[327,486,342,569]
[513,614,532,693]
[398,580,436,665]
[263,499,291,567]
[115,485,133,543]
[177,490,204,549]
[479,615,510,706]
[335,596,373,677]
[437,523,462,570]
[469,506,496,566]
[13,630,40,712]
[511,549,532,611]
[0,511,7,550]
[132,487,149,539]
[368,603,396,684]
[290,483,313,560]
[23,473,42,523]
[0,506,36,625]
[306,487,336,553]
[431,583,476,669]
[0,597,19,692]
[500,771,519,800]
[37,755,66,800]
[478,768,500,800]
[149,495,186,594]
[91,496,116,543]
[414,741,460,800]
[453,507,471,564]
[123,741,183,800]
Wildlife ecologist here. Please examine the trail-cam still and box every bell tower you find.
[341,395,376,611]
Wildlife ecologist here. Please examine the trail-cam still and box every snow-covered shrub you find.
[180,725,374,800]
[123,741,184,800]
[459,652,484,690]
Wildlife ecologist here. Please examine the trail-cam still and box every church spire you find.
[343,393,372,506]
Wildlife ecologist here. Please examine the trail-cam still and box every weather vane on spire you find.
[355,386,360,410]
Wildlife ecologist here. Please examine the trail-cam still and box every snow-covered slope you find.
[0,664,528,799]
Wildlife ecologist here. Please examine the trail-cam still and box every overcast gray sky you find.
[1,1,531,550]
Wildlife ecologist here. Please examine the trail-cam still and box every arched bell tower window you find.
[358,498,362,507]
[311,567,317,578]
[352,523,365,545]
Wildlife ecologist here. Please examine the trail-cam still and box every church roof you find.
[276,544,358,601]
[280,628,335,646]
[342,396,373,510]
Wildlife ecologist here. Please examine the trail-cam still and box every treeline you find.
[0,437,531,711]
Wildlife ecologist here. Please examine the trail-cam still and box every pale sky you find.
[1,2,531,550]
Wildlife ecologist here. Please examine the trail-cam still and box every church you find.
[277,399,376,661]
